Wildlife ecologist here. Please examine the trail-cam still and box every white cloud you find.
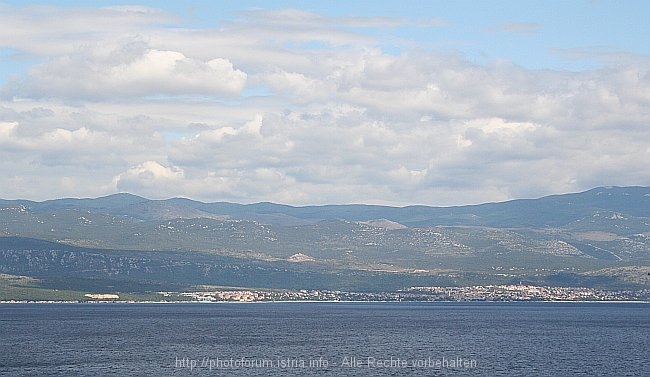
[0,121,17,139]
[112,161,184,196]
[0,4,175,56]
[260,70,333,103]
[20,43,246,99]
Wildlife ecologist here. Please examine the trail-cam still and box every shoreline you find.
[2,299,649,304]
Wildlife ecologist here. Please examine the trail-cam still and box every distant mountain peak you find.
[101,192,147,200]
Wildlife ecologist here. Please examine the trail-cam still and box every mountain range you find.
[1,186,649,297]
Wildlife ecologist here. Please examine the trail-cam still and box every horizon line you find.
[1,185,647,209]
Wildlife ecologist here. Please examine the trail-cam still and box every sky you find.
[0,1,649,206]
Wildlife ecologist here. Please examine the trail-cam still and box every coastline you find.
[2,299,649,304]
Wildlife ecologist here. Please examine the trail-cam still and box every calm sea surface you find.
[0,302,648,376]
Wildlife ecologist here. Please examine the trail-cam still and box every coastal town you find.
[153,284,650,303]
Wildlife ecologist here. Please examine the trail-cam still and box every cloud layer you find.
[22,44,247,99]
[0,4,649,205]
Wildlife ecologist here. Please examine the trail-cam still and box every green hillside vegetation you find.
[1,186,649,296]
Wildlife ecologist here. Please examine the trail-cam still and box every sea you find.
[0,302,648,376]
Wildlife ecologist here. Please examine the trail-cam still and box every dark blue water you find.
[0,302,648,376]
